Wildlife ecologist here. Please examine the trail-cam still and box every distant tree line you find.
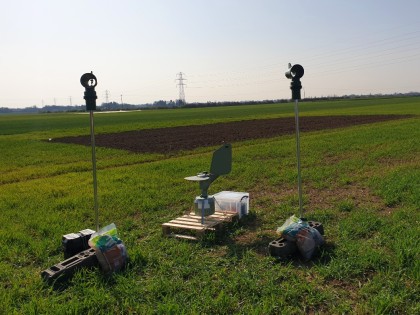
[1,92,419,114]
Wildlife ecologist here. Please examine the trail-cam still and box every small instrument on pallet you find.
[184,144,232,224]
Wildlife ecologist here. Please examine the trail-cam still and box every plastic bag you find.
[276,215,299,234]
[89,223,128,273]
[296,227,324,260]
[277,215,324,260]
[277,215,309,241]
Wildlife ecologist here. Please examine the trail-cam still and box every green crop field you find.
[0,97,419,314]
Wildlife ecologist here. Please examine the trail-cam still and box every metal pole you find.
[89,111,99,231]
[294,99,303,218]
[285,63,305,218]
[201,199,205,225]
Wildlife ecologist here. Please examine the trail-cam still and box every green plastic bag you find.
[89,223,120,251]
[277,215,309,241]
[88,223,128,273]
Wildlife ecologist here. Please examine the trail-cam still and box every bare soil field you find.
[52,115,412,153]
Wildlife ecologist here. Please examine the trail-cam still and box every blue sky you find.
[1,0,419,108]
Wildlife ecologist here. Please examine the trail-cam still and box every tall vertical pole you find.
[176,72,186,105]
[105,90,110,104]
[294,99,303,218]
[285,63,305,219]
[81,72,99,231]
[89,111,99,231]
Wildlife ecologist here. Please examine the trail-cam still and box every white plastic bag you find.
[295,227,324,260]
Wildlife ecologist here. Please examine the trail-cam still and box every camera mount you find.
[80,72,98,111]
[285,63,304,100]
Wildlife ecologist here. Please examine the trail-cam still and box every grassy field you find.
[0,97,419,314]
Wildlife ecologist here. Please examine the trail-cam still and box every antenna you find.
[176,72,186,105]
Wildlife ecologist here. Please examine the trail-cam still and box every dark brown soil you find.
[52,115,412,154]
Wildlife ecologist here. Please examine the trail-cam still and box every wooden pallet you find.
[162,211,238,241]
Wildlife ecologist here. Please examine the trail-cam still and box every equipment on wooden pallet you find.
[162,211,238,241]
[213,191,249,219]
[268,63,325,260]
[185,144,232,224]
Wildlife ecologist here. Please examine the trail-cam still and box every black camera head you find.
[80,72,97,89]
[285,63,304,80]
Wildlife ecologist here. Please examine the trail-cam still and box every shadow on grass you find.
[43,267,99,292]
[278,241,337,268]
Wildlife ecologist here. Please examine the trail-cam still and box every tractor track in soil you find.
[52,115,413,154]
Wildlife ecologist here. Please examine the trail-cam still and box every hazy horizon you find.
[1,0,419,108]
